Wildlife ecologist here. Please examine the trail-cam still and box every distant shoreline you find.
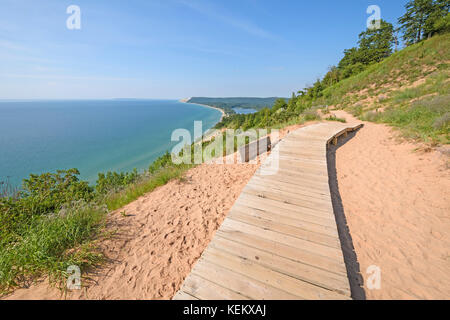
[179,99,225,123]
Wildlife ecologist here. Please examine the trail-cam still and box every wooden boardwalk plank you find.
[210,236,351,296]
[174,122,362,300]
[190,259,300,300]
[201,247,349,300]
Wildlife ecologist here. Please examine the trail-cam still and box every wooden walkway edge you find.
[174,122,363,300]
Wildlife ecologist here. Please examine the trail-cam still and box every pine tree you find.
[358,20,395,64]
[398,0,436,45]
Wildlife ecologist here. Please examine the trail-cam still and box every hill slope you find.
[319,33,450,144]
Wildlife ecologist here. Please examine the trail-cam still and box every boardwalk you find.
[174,122,362,300]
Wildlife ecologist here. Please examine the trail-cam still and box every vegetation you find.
[215,1,449,143]
[0,152,192,294]
[398,0,450,44]
[1,0,449,295]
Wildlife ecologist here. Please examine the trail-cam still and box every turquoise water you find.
[233,107,257,114]
[0,100,222,187]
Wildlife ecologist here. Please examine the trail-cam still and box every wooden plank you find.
[255,171,331,192]
[227,210,339,248]
[181,273,250,300]
[215,229,347,274]
[233,197,337,228]
[238,193,336,223]
[242,185,334,214]
[249,176,331,200]
[210,236,351,296]
[191,259,301,300]
[232,203,338,236]
[173,290,199,300]
[220,219,343,259]
[239,136,271,163]
[252,174,331,196]
[201,247,350,300]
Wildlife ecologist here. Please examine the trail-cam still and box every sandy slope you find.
[3,123,302,300]
[333,110,450,299]
[5,163,258,300]
[5,116,449,300]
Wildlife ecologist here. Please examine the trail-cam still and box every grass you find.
[325,115,347,123]
[0,203,106,294]
[103,164,192,211]
[361,94,450,144]
[318,33,450,144]
[319,33,450,109]
[0,160,193,294]
[0,134,252,294]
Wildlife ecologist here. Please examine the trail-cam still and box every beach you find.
[180,98,226,122]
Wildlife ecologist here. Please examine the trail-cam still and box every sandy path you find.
[5,163,258,300]
[333,110,450,299]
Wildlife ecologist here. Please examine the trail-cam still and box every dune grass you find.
[0,158,193,295]
[316,33,450,144]
[0,203,106,294]
[103,164,192,211]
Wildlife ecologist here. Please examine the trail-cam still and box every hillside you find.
[320,33,450,144]
[217,33,449,145]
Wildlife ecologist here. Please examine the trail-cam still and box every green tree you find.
[272,98,288,113]
[357,20,395,64]
[424,0,450,36]
[399,0,436,44]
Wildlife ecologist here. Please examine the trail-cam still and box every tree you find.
[271,98,287,113]
[424,0,450,37]
[432,12,450,34]
[287,92,297,111]
[399,0,436,45]
[323,66,340,87]
[357,20,395,64]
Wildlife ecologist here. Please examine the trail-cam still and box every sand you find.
[5,114,449,300]
[333,110,450,299]
[5,163,258,300]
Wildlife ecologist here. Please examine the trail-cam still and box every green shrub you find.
[96,168,139,195]
[325,115,347,123]
[376,94,450,143]
[148,151,173,174]
[0,202,106,294]
[20,169,94,215]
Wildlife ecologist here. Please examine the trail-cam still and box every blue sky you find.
[0,0,408,99]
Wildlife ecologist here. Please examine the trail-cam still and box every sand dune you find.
[333,110,450,299]
[5,115,449,300]
[5,163,258,300]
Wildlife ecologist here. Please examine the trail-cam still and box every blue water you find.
[233,107,257,115]
[0,100,222,187]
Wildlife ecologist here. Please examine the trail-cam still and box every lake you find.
[233,107,257,114]
[0,100,222,187]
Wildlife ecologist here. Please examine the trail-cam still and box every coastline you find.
[180,99,225,123]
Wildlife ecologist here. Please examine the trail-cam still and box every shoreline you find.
[180,99,225,123]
